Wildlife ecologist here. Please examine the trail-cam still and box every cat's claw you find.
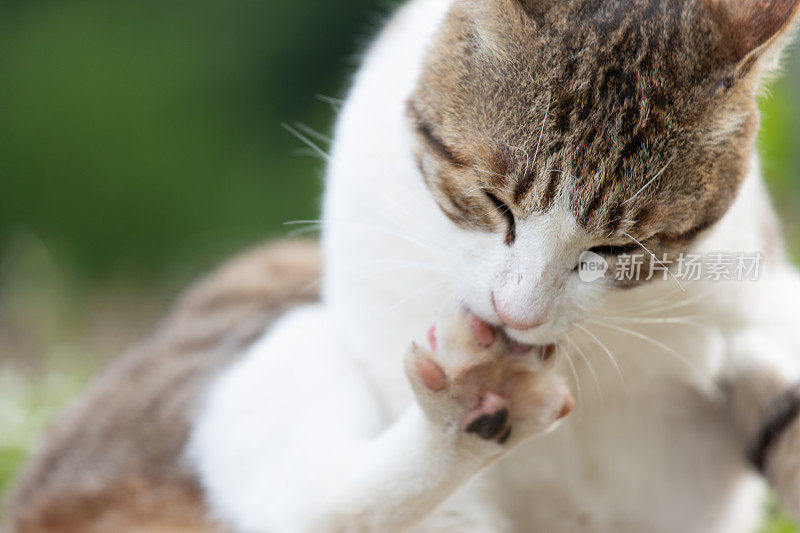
[405,308,572,446]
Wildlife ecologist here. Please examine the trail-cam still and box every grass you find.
[0,357,97,496]
[0,234,152,504]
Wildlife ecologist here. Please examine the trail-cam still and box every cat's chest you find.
[485,377,760,533]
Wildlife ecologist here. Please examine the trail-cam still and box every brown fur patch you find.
[3,241,322,532]
[10,477,216,533]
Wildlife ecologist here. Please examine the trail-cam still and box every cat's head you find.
[408,0,799,344]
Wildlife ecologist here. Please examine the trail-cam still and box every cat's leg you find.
[723,330,800,518]
[410,484,514,533]
[313,305,572,531]
[189,303,571,532]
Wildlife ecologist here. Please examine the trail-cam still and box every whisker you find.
[284,219,323,226]
[458,184,514,219]
[330,261,451,293]
[505,143,532,180]
[358,177,429,222]
[339,182,455,249]
[293,147,327,160]
[286,225,322,238]
[619,151,677,207]
[299,274,324,295]
[379,280,452,317]
[542,168,579,202]
[345,257,451,274]
[461,184,493,196]
[283,218,323,238]
[587,319,718,393]
[605,315,708,329]
[330,219,447,256]
[531,92,552,174]
[605,284,709,317]
[623,232,685,292]
[559,339,583,419]
[543,169,578,181]
[293,122,332,144]
[574,323,628,395]
[531,91,552,209]
[565,334,603,401]
[453,163,510,180]
[282,122,330,161]
[634,286,723,317]
[315,93,343,111]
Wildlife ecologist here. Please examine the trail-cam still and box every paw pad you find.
[406,308,572,448]
[461,391,512,442]
[416,355,446,392]
[468,312,496,347]
[465,409,509,440]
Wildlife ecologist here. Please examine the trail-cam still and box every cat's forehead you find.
[417,0,723,145]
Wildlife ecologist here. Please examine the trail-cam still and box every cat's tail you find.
[2,240,321,533]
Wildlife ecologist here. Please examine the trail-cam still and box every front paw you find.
[404,307,573,446]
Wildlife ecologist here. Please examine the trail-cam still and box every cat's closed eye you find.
[588,244,642,256]
[484,192,516,246]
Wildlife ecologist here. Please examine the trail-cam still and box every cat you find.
[6,0,800,531]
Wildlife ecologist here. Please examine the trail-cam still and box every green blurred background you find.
[0,1,798,530]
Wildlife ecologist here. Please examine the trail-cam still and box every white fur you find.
[188,1,800,531]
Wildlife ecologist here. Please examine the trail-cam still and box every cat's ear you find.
[707,0,800,62]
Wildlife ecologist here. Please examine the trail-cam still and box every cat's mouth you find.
[487,317,556,361]
[467,304,558,355]
[505,337,557,361]
[501,320,563,348]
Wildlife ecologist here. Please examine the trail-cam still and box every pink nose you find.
[492,293,548,331]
